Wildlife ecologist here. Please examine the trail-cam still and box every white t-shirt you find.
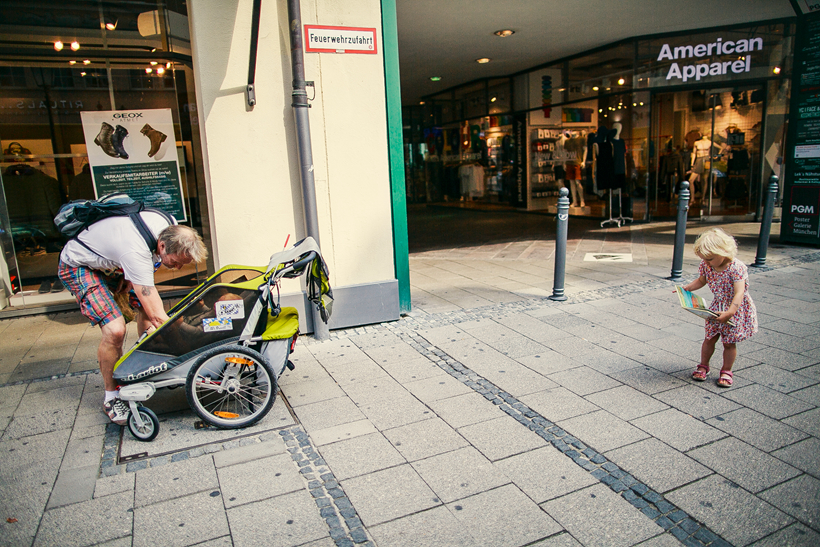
[60,211,174,286]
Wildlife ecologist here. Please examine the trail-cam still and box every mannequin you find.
[690,135,712,203]
[611,123,631,222]
[564,130,586,207]
[593,126,619,227]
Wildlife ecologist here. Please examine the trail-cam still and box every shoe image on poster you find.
[94,122,118,158]
[140,123,168,159]
[111,125,129,159]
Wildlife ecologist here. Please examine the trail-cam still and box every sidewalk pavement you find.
[1,220,819,547]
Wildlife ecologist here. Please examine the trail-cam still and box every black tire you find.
[185,345,277,429]
[128,406,160,442]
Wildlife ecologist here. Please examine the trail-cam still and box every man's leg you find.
[98,316,126,391]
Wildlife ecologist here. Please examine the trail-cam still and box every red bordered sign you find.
[304,25,378,54]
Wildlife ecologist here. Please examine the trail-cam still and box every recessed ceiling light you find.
[773,66,781,74]
[54,41,64,51]
[592,86,599,91]
[494,29,514,37]
[430,76,441,81]
[68,60,76,65]
[150,61,158,65]
[83,59,91,65]
[145,67,152,74]
[490,96,497,102]
[80,71,86,76]
[476,58,491,64]
[618,78,625,85]
[70,41,80,51]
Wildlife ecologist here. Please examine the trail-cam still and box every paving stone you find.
[94,472,135,499]
[341,464,439,526]
[665,475,794,547]
[585,385,669,421]
[519,387,600,422]
[213,437,288,468]
[378,356,447,384]
[772,437,820,478]
[217,452,304,508]
[479,361,561,397]
[494,445,597,503]
[748,522,820,547]
[558,410,648,453]
[34,490,133,547]
[737,364,818,393]
[706,408,809,452]
[631,408,726,452]
[547,365,622,396]
[758,474,820,529]
[457,415,545,461]
[383,417,468,462]
[227,488,329,547]
[318,432,405,480]
[369,504,476,547]
[447,483,561,545]
[133,490,229,547]
[294,396,368,431]
[516,351,585,376]
[610,366,688,395]
[404,373,473,404]
[782,407,820,438]
[135,454,218,507]
[606,438,710,494]
[688,437,801,493]
[541,483,659,547]
[722,384,816,420]
[426,391,507,429]
[46,464,98,509]
[410,446,508,503]
[354,391,434,430]
[652,384,742,420]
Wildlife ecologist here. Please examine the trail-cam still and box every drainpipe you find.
[287,0,329,341]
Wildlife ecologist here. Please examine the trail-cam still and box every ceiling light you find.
[80,72,86,76]
[83,59,91,65]
[70,41,80,51]
[419,101,425,105]
[150,61,158,65]
[618,78,625,85]
[166,62,171,69]
[68,60,76,65]
[592,86,599,91]
[490,96,497,102]
[103,18,118,31]
[145,67,152,74]
[54,41,64,51]
[430,76,441,81]
[494,29,515,37]
[773,66,781,74]
[476,58,491,64]
[157,67,165,75]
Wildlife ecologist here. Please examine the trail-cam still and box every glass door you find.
[650,86,765,219]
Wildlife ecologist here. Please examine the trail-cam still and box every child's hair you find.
[693,227,737,260]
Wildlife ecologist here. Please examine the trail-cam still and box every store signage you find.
[782,11,820,244]
[80,108,187,222]
[304,25,377,54]
[659,37,763,82]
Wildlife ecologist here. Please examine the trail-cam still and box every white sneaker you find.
[103,398,129,425]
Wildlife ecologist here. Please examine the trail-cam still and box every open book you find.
[675,286,735,326]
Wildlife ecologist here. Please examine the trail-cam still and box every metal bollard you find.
[549,187,570,301]
[669,180,690,281]
[753,174,779,268]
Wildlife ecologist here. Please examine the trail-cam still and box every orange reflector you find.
[225,357,254,365]
[213,411,240,418]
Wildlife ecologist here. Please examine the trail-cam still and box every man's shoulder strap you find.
[131,208,175,251]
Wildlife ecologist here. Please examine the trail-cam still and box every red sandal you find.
[717,370,733,388]
[692,364,709,381]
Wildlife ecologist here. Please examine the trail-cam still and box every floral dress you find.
[698,259,758,343]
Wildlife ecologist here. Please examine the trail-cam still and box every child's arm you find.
[715,278,745,323]
[682,276,707,292]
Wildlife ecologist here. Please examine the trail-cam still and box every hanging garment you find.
[596,140,616,190]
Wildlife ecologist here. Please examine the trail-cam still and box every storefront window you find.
[0,1,208,312]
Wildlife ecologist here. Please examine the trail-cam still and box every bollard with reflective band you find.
[669,180,690,281]
[549,187,569,301]
[753,174,779,268]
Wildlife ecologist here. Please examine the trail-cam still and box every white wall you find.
[188,0,395,291]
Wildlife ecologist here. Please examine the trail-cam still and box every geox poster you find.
[80,108,187,221]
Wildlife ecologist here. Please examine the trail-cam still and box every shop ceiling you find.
[396,0,797,106]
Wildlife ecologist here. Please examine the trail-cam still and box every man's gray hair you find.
[158,225,208,263]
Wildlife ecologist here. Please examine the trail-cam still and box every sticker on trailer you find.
[203,317,233,332]
[216,300,245,320]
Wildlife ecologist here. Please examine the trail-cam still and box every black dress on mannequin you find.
[596,130,615,190]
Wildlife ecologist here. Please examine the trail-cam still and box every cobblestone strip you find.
[280,426,374,547]
[374,328,733,547]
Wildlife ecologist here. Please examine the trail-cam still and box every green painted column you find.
[381,0,411,312]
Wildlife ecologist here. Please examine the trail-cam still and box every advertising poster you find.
[529,69,562,126]
[782,11,820,244]
[80,108,187,221]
